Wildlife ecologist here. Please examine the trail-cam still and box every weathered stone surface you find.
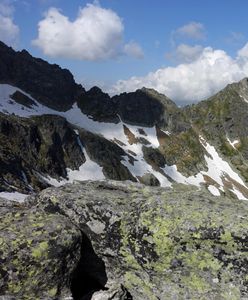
[0,198,81,299]
[139,173,160,186]
[1,180,245,299]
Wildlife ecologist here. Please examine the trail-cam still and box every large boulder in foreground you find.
[0,181,248,299]
[0,198,82,299]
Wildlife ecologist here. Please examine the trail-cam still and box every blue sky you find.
[1,0,248,104]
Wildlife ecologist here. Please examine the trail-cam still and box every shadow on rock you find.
[70,231,108,300]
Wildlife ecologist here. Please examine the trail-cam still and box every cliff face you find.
[0,181,247,299]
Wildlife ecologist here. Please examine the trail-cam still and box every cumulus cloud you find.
[175,22,206,40]
[33,3,123,60]
[167,44,204,63]
[124,41,144,59]
[238,42,248,58]
[111,44,248,104]
[33,2,143,61]
[0,0,19,46]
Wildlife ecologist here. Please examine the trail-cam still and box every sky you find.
[1,0,248,105]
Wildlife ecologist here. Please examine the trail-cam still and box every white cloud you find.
[238,42,248,58]
[32,0,144,61]
[33,2,143,61]
[176,22,206,40]
[111,45,248,104]
[33,3,124,60]
[0,1,14,15]
[0,0,19,46]
[124,41,144,59]
[168,44,204,63]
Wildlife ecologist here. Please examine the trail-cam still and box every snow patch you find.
[41,132,105,186]
[231,187,247,201]
[160,129,171,136]
[239,94,248,104]
[68,132,105,181]
[0,191,28,202]
[226,136,239,149]
[208,185,221,196]
[199,136,247,200]
[163,164,204,186]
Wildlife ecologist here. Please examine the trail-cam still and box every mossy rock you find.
[0,200,81,299]
[34,181,248,299]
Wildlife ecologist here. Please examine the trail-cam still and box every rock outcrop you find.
[77,86,119,123]
[0,180,248,299]
[113,87,185,129]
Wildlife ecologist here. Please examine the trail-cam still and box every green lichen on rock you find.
[0,181,248,299]
[102,182,248,299]
[0,202,81,299]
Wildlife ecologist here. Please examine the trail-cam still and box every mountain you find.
[0,41,247,201]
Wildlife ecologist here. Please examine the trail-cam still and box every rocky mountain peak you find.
[88,86,107,95]
[239,77,248,86]
[0,42,85,111]
[223,77,248,98]
[112,88,180,127]
[235,77,248,100]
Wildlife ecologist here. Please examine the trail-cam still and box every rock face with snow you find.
[0,41,248,201]
[0,113,135,193]
[184,79,248,184]
[1,181,248,299]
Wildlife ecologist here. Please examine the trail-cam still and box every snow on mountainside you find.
[0,83,248,200]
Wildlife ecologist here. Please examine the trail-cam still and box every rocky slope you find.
[184,78,248,183]
[0,181,248,299]
[0,41,248,201]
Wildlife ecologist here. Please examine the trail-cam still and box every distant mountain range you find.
[0,41,247,200]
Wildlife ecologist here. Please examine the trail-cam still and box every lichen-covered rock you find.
[33,181,248,300]
[0,181,247,299]
[0,199,81,299]
[139,173,160,186]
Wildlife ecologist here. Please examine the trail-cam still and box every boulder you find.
[1,181,248,299]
